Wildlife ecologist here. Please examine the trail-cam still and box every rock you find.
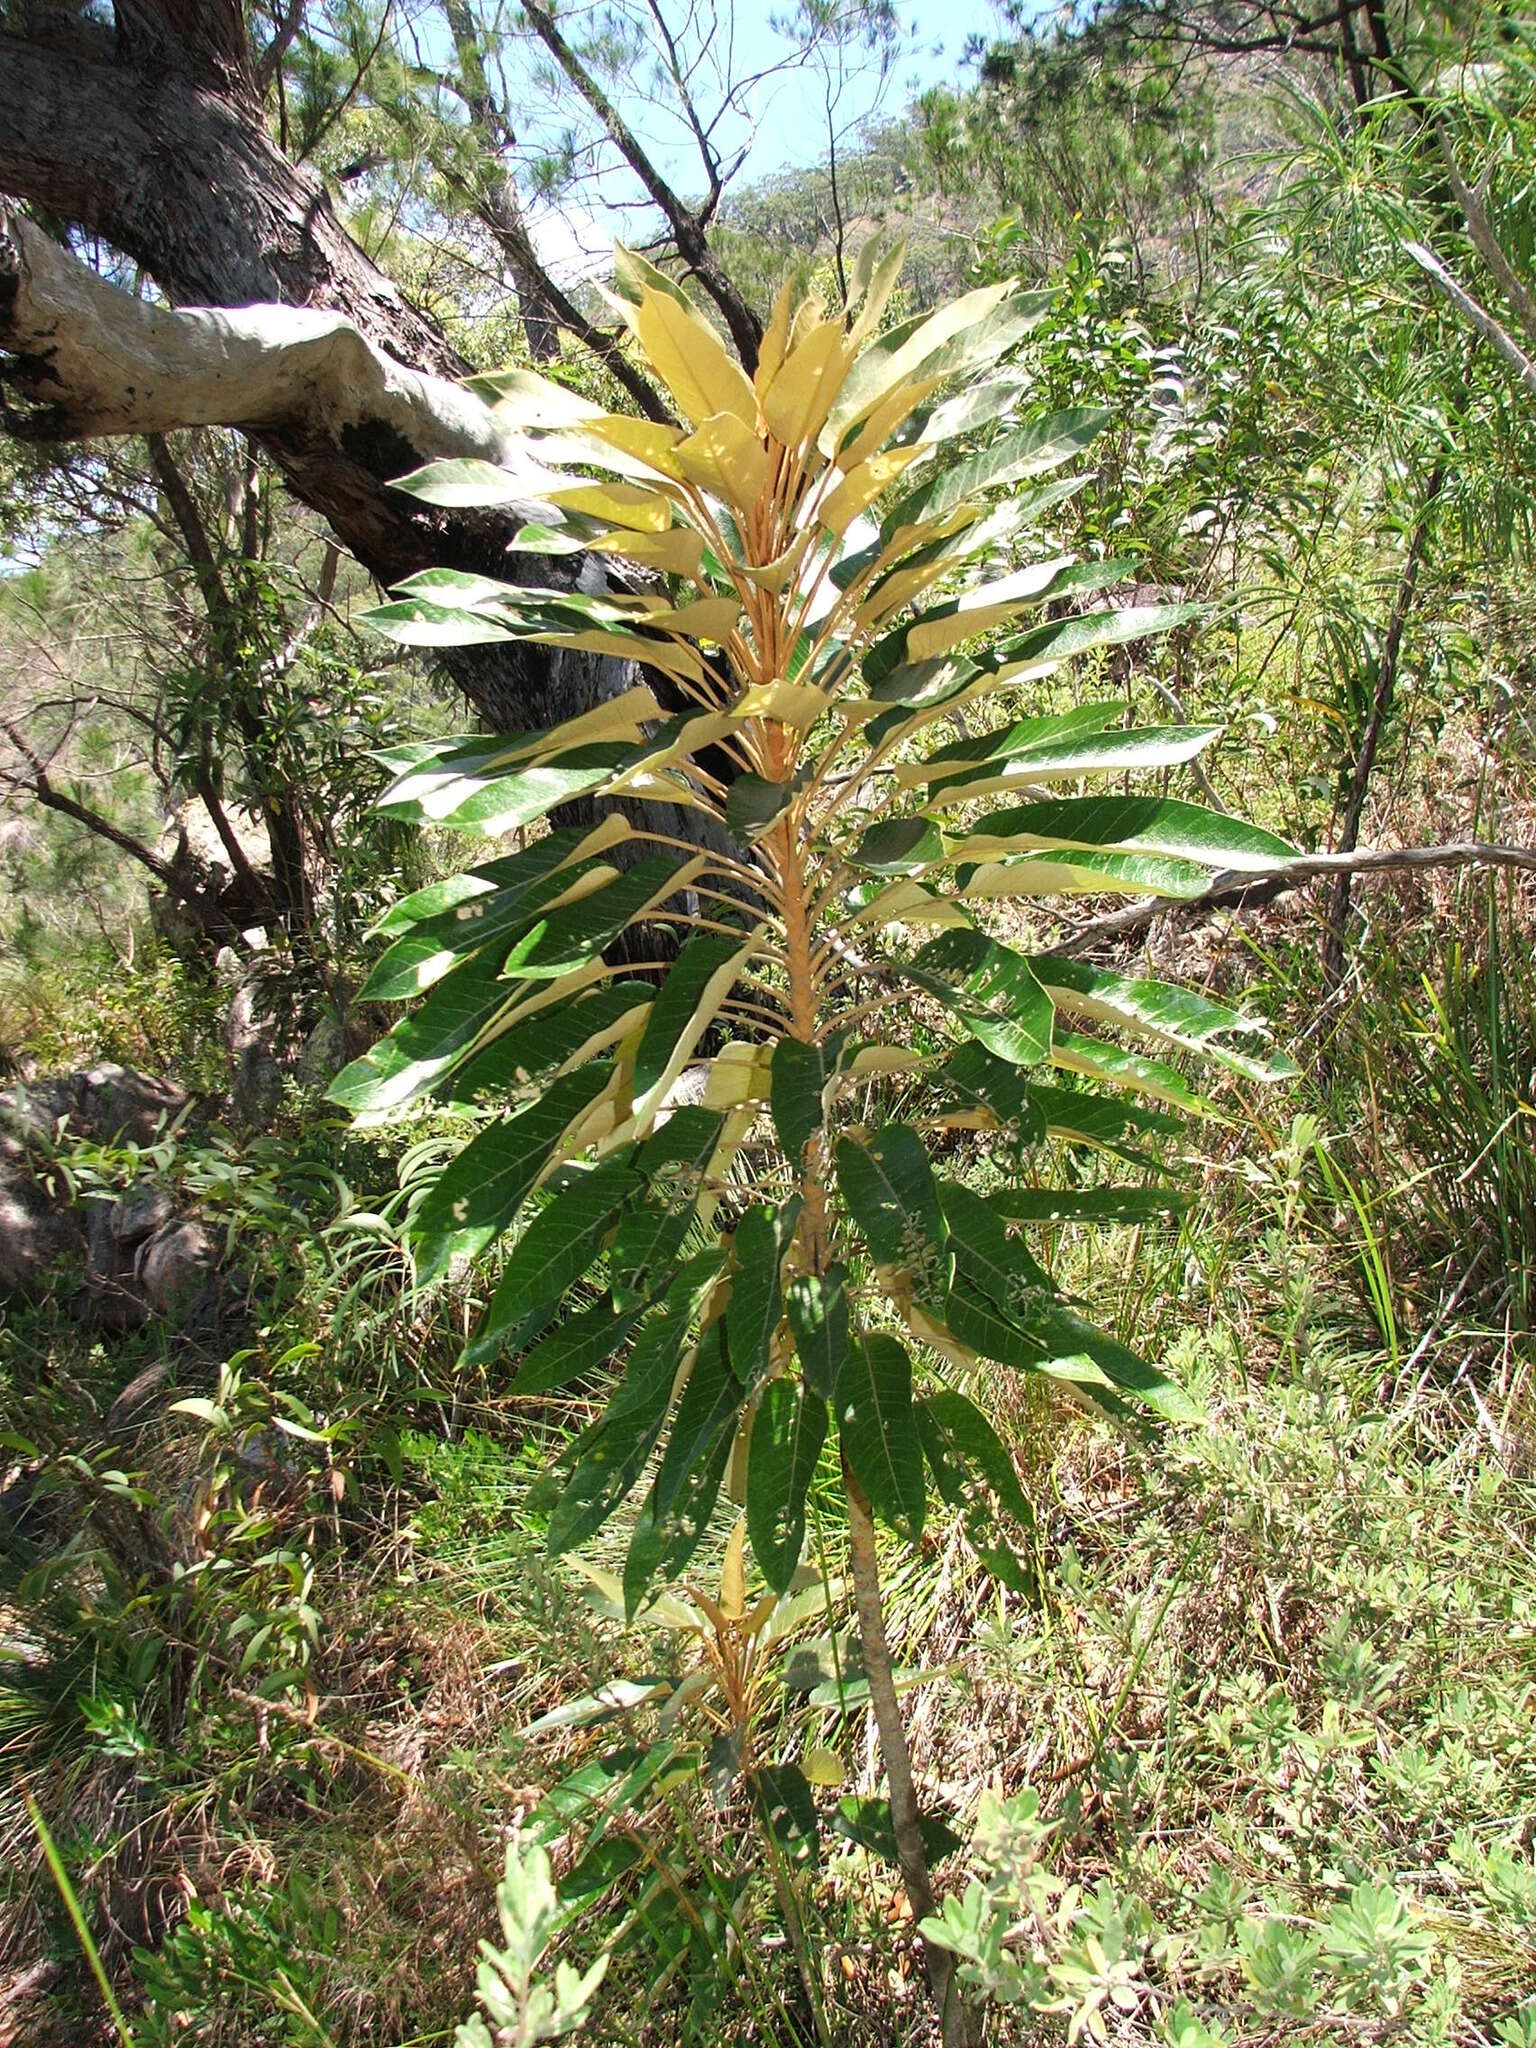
[76,1065,189,1146]
[112,1184,176,1247]
[296,1012,348,1091]
[138,1220,218,1316]
[0,1169,84,1295]
[231,1043,283,1127]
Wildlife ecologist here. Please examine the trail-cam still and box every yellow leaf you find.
[467,364,604,426]
[802,1745,846,1788]
[674,412,771,513]
[575,415,686,477]
[547,480,674,533]
[518,625,704,684]
[754,276,797,399]
[651,596,742,645]
[720,1515,747,1619]
[521,682,662,758]
[741,538,811,595]
[835,375,940,471]
[845,1045,924,1077]
[634,289,758,429]
[762,321,853,450]
[738,680,826,730]
[789,294,827,349]
[700,1039,771,1109]
[591,525,705,580]
[817,446,924,536]
[847,239,906,348]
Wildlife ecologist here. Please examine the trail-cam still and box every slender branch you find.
[1046,839,1536,959]
[1434,125,1536,354]
[1406,241,1536,402]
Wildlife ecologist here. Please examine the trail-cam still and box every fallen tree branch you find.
[1049,840,1536,958]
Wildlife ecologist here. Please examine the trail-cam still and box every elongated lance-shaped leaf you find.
[911,698,1124,765]
[955,849,1218,902]
[372,825,594,939]
[748,1379,828,1595]
[1051,1030,1211,1114]
[359,857,609,1002]
[726,1198,802,1393]
[918,724,1224,803]
[475,1157,642,1344]
[836,1127,951,1291]
[771,1033,846,1168]
[882,407,1110,535]
[1031,1081,1182,1158]
[379,741,637,838]
[445,982,653,1105]
[786,1264,851,1401]
[915,1390,1036,1594]
[938,1041,1049,1147]
[631,930,763,1122]
[989,1185,1187,1228]
[834,1333,926,1541]
[546,1249,723,1556]
[1034,958,1298,1082]
[624,1425,734,1619]
[511,1296,646,1397]
[902,929,1055,1067]
[503,858,700,980]
[958,794,1297,871]
[327,944,519,1119]
[410,1063,615,1283]
[936,1179,1055,1305]
[609,1201,696,1312]
[653,1319,744,1519]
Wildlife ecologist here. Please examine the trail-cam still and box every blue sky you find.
[530,0,1015,278]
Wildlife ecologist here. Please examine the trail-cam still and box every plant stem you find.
[841,1460,967,2048]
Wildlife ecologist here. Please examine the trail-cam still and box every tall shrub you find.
[331,248,1297,2039]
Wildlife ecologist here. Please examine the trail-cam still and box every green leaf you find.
[623,1426,733,1617]
[786,1265,851,1401]
[903,929,1055,1067]
[915,1389,1036,1595]
[726,1199,801,1392]
[751,1763,820,1867]
[919,698,1123,773]
[373,825,591,937]
[327,945,518,1118]
[410,1063,614,1283]
[831,1796,962,1868]
[609,1201,697,1312]
[770,1034,843,1167]
[504,858,690,980]
[1033,958,1296,1082]
[747,1380,828,1595]
[939,1041,1047,1146]
[852,816,945,876]
[653,1319,743,1519]
[924,723,1223,802]
[511,1297,646,1397]
[935,1179,1054,1307]
[358,855,604,1002]
[1051,1030,1210,1114]
[883,407,1109,534]
[632,932,758,1116]
[725,772,796,842]
[962,794,1296,872]
[546,1251,722,1555]
[446,983,653,1105]
[989,1185,1187,1228]
[833,1333,926,1541]
[479,1158,641,1338]
[1030,1081,1182,1151]
[835,1127,950,1285]
[954,848,1218,901]
[378,741,634,837]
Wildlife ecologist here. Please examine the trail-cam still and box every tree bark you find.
[0,29,630,736]
[843,1458,967,2048]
